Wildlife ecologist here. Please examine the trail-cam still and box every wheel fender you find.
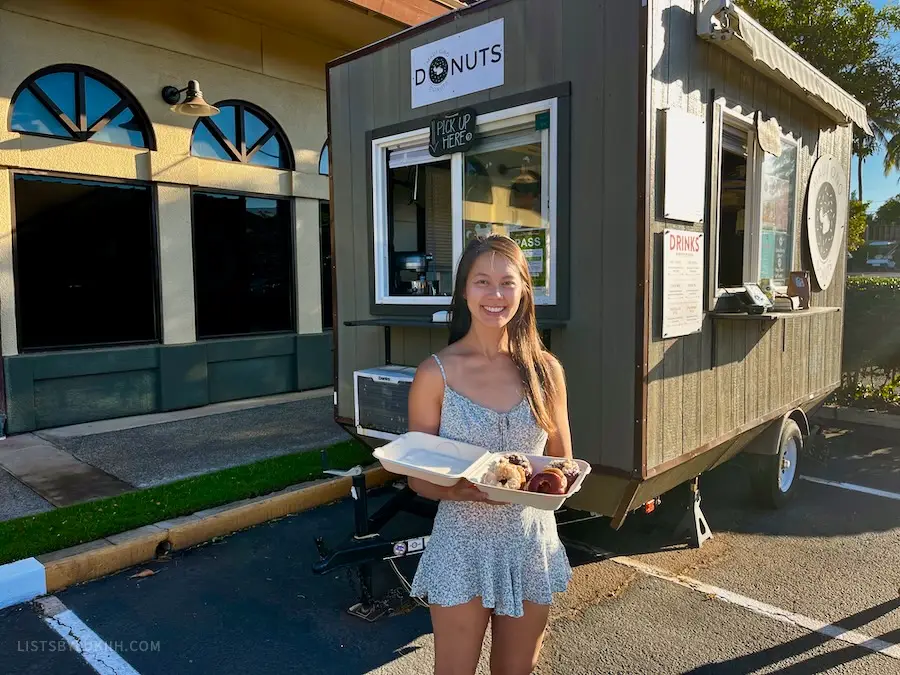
[743,409,807,457]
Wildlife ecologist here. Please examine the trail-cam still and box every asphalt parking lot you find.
[1,422,898,675]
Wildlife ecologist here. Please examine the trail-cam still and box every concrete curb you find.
[0,465,392,610]
[813,405,900,430]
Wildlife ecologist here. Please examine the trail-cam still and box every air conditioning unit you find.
[354,365,417,440]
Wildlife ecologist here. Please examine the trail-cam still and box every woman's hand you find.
[446,478,500,504]
[408,476,502,504]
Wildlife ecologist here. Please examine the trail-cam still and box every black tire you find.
[752,419,802,509]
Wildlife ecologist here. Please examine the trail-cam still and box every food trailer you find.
[314,0,870,617]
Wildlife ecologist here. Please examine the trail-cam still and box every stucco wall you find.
[0,3,339,356]
[0,0,351,431]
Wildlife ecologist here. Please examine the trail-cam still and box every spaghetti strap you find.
[431,354,447,384]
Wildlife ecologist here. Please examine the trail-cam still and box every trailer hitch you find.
[312,465,438,621]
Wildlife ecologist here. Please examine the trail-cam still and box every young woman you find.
[406,234,574,675]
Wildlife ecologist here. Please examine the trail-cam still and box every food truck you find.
[313,0,869,617]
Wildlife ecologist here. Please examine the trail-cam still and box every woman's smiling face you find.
[465,250,523,329]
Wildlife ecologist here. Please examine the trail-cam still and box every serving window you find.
[713,104,799,296]
[372,99,558,306]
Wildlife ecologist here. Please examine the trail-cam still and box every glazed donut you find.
[527,467,567,494]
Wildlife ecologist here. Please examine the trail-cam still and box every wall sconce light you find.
[161,80,220,117]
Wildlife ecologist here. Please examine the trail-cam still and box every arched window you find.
[191,101,293,170]
[319,140,329,176]
[9,64,154,149]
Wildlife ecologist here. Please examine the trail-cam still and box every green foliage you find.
[848,197,869,251]
[874,195,900,227]
[737,0,900,194]
[839,276,900,409]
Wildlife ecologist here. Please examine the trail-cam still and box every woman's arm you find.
[405,356,493,503]
[543,353,573,459]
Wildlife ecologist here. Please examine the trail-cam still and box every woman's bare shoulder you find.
[414,354,443,382]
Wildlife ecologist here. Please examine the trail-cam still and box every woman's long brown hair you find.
[448,235,557,432]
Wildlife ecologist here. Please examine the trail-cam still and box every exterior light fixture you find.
[161,80,219,117]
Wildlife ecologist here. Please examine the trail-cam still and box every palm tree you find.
[884,133,900,178]
[854,113,900,201]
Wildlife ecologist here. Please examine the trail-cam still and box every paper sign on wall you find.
[411,19,505,109]
[663,108,707,223]
[662,229,705,339]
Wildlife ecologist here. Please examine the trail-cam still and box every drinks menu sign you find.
[662,230,704,339]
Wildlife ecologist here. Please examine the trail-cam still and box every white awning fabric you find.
[697,1,872,135]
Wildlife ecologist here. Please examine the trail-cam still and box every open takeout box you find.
[372,431,591,511]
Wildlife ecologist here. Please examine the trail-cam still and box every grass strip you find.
[0,440,375,566]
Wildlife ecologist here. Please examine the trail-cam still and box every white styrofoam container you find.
[373,432,492,487]
[373,432,591,510]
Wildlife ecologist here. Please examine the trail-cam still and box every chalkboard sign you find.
[429,108,476,157]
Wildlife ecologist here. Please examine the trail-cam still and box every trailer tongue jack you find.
[674,478,713,548]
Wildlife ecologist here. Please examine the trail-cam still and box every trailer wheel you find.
[753,418,802,509]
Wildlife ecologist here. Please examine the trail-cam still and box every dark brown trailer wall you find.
[644,0,853,473]
[328,0,644,471]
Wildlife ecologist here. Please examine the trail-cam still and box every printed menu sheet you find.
[662,229,704,339]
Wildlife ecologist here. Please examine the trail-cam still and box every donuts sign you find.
[411,19,505,108]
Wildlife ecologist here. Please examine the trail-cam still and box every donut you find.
[494,462,527,490]
[527,467,567,494]
[504,453,534,481]
[547,459,581,489]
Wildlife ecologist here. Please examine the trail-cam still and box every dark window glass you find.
[193,192,294,338]
[10,66,151,148]
[10,89,69,137]
[190,101,291,169]
[319,202,332,330]
[386,159,453,297]
[13,175,158,351]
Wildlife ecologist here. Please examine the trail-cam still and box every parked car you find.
[865,241,898,270]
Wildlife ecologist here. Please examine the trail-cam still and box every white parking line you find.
[36,596,141,675]
[596,553,900,660]
[800,475,900,501]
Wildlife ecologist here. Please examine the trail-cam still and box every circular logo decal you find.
[805,155,847,290]
[815,182,837,262]
[429,57,448,85]
[392,542,407,557]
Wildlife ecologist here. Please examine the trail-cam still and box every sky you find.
[849,0,900,212]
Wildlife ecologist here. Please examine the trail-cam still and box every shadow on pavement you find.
[681,597,900,675]
[56,494,436,675]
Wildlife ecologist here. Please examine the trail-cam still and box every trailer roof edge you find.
[326,0,515,70]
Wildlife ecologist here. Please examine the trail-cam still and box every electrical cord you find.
[389,558,430,608]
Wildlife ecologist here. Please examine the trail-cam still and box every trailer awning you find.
[697,1,872,135]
